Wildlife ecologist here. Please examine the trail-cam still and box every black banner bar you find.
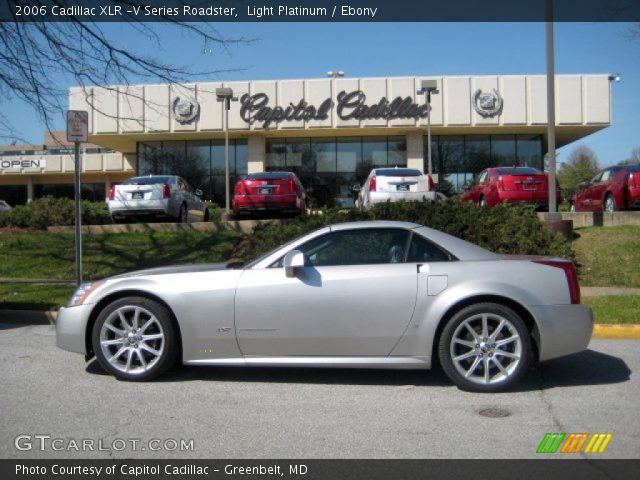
[3,460,640,480]
[1,0,640,22]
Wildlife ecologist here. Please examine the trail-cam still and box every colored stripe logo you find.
[537,433,613,454]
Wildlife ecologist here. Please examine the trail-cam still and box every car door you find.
[234,228,418,357]
[589,169,610,211]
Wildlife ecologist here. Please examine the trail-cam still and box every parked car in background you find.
[0,200,11,213]
[570,165,640,212]
[108,175,209,223]
[56,220,592,392]
[461,167,561,210]
[356,167,436,209]
[233,172,308,217]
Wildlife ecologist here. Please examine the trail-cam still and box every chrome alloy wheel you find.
[99,306,165,375]
[449,313,522,386]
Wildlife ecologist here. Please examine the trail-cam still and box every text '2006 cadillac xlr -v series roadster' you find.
[56,221,592,392]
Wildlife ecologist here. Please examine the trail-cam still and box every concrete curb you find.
[1,310,639,340]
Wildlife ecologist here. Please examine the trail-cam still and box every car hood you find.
[109,263,231,279]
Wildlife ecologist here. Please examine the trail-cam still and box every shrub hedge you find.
[244,200,574,263]
[0,197,111,229]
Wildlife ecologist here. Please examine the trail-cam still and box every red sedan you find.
[233,171,309,217]
[570,165,640,212]
[462,167,561,209]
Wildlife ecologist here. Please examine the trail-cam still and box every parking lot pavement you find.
[0,321,638,460]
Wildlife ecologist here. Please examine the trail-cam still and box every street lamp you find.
[608,73,621,83]
[216,87,238,212]
[417,80,439,190]
[326,70,344,78]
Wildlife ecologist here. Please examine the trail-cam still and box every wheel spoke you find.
[454,350,478,362]
[464,357,482,378]
[118,310,131,329]
[139,318,155,333]
[495,349,520,360]
[492,357,509,377]
[136,350,148,370]
[140,342,160,357]
[489,319,506,341]
[132,308,140,330]
[463,322,479,342]
[141,333,163,341]
[125,349,133,371]
[483,357,491,383]
[453,338,476,348]
[495,335,519,348]
[105,323,124,336]
[481,314,488,339]
[101,338,124,347]
[109,346,128,363]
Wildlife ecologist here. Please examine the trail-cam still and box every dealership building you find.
[0,74,613,206]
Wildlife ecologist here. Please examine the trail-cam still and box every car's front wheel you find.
[604,194,617,212]
[91,297,179,381]
[438,303,532,392]
[569,202,577,212]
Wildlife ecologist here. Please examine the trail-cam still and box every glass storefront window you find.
[266,140,286,168]
[363,136,389,168]
[313,138,337,173]
[0,185,28,206]
[517,135,543,168]
[466,136,491,173]
[337,137,361,173]
[387,136,407,167]
[491,135,517,166]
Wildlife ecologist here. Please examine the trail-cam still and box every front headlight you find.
[68,282,103,307]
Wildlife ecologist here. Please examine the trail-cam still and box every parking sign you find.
[67,110,88,143]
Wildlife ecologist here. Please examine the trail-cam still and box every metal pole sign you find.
[67,111,88,286]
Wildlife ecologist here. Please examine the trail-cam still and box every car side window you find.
[590,171,603,184]
[600,170,612,182]
[406,234,453,263]
[477,171,488,184]
[296,228,411,267]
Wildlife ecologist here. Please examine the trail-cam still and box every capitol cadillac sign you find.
[173,88,505,128]
[0,158,47,172]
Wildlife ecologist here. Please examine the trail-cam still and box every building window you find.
[425,134,543,193]
[137,139,247,205]
[0,185,28,206]
[33,183,106,202]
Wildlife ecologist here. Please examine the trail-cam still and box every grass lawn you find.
[0,283,75,311]
[573,225,640,288]
[0,230,242,281]
[582,295,640,324]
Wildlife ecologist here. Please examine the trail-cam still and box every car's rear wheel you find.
[438,303,532,392]
[179,204,188,223]
[604,194,617,212]
[479,196,487,208]
[203,208,210,222]
[91,297,179,381]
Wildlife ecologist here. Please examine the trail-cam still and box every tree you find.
[619,147,640,166]
[557,145,600,197]
[0,1,247,142]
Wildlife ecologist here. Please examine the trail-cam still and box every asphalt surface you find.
[0,321,638,459]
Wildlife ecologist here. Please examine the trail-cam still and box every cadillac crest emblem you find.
[472,89,503,118]
[172,96,200,124]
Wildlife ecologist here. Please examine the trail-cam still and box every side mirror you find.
[195,188,203,197]
[577,181,589,189]
[352,184,362,192]
[283,250,305,278]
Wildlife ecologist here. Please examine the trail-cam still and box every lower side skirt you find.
[184,356,431,370]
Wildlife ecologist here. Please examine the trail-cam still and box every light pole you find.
[216,87,238,212]
[417,80,439,190]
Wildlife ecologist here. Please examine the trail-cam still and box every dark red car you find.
[570,165,640,212]
[462,167,561,209]
[233,171,309,217]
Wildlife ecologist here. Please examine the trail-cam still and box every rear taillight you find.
[162,183,170,198]
[234,182,247,196]
[108,185,115,201]
[369,176,377,192]
[289,178,296,193]
[497,176,505,191]
[427,175,434,191]
[533,260,580,304]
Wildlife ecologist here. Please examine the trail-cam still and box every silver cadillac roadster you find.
[56,221,592,392]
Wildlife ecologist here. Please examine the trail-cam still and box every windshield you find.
[495,167,542,175]
[375,168,422,177]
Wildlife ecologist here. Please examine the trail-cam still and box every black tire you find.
[604,194,617,212]
[178,204,188,223]
[91,297,179,381]
[479,196,487,208]
[569,202,576,213]
[438,302,532,392]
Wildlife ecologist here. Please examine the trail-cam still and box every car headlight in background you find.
[68,282,103,307]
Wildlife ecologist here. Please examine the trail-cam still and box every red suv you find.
[462,167,561,209]
[233,172,309,217]
[570,165,640,212]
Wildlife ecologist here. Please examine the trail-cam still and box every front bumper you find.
[530,304,593,361]
[55,304,95,355]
